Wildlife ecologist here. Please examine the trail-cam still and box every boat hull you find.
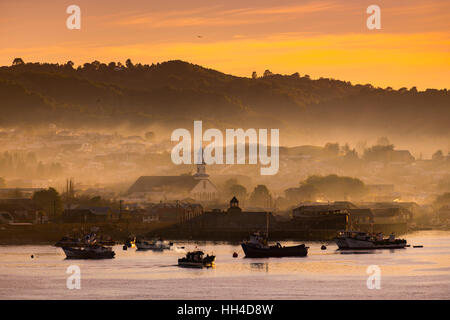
[335,238,407,250]
[62,247,115,259]
[136,241,172,251]
[136,246,166,251]
[241,243,308,258]
[177,256,215,268]
[177,261,215,268]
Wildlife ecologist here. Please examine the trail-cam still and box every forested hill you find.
[0,59,448,141]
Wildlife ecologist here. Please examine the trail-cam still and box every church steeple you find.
[193,147,209,179]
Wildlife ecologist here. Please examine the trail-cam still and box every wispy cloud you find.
[114,1,340,28]
[225,2,339,16]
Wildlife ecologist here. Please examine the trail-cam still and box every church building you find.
[128,161,219,202]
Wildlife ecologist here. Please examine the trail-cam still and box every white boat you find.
[135,238,173,251]
[335,231,407,250]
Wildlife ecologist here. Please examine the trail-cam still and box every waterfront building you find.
[62,206,115,223]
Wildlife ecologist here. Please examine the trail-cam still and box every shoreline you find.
[0,222,446,245]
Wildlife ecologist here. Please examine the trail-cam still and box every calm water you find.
[0,231,449,299]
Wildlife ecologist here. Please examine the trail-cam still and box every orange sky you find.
[1,0,449,89]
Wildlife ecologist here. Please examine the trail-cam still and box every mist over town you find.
[0,60,448,232]
[1,0,449,303]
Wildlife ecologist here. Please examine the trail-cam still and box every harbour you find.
[1,0,449,306]
[0,230,449,300]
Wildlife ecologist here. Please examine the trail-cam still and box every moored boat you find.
[241,232,308,258]
[55,233,115,248]
[335,231,407,250]
[62,245,115,259]
[125,235,136,248]
[178,251,215,268]
[136,238,173,251]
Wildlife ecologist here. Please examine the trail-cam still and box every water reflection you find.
[0,231,449,299]
[249,262,269,272]
[337,250,379,255]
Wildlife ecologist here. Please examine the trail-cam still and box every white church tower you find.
[193,147,209,179]
[191,147,218,201]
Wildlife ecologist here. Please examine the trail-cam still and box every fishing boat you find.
[178,251,215,268]
[125,235,136,248]
[335,231,407,250]
[241,232,308,258]
[62,244,115,259]
[241,211,308,258]
[135,238,173,251]
[55,233,115,248]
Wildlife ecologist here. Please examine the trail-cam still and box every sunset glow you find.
[1,0,449,89]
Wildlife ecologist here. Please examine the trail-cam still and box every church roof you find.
[128,176,199,194]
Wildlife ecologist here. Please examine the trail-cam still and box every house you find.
[142,213,159,223]
[347,208,374,227]
[369,207,412,224]
[119,208,156,223]
[291,202,372,230]
[332,201,359,210]
[292,205,348,218]
[291,204,348,230]
[0,211,13,224]
[396,202,421,217]
[0,198,43,223]
[0,188,45,199]
[62,206,115,223]
[147,202,203,222]
[128,162,219,201]
[201,197,274,230]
